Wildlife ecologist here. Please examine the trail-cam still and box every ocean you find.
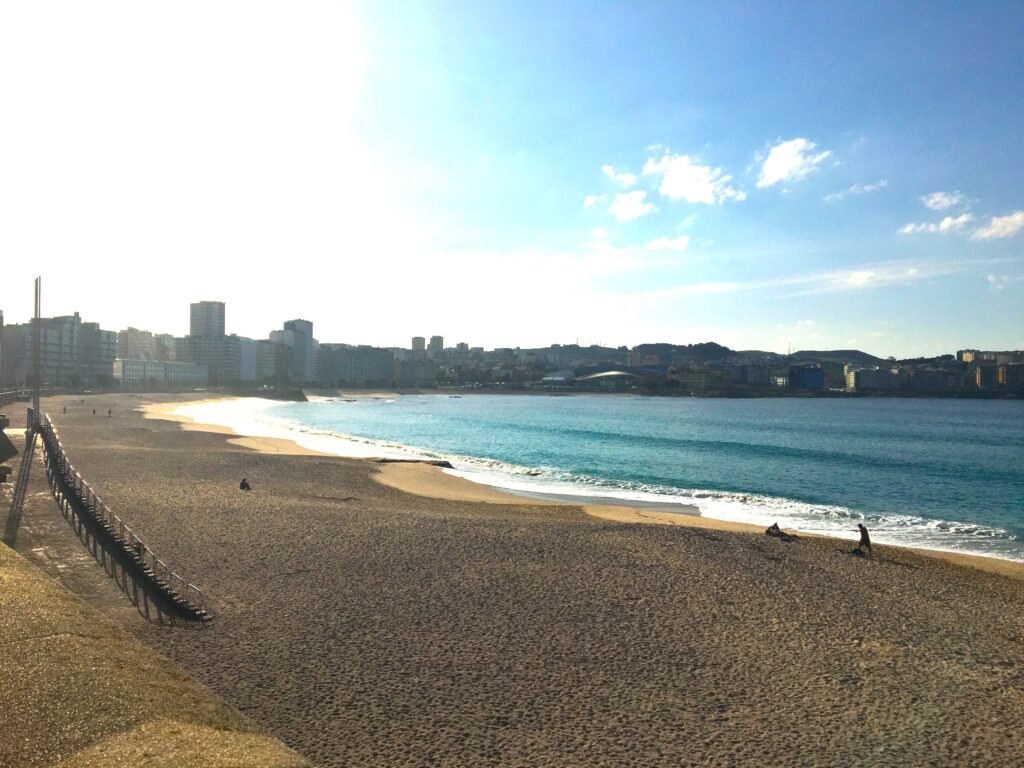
[177,394,1024,562]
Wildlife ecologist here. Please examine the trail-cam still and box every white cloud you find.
[898,213,974,235]
[921,191,965,211]
[824,179,888,202]
[608,191,655,221]
[972,210,1024,240]
[642,153,745,205]
[583,194,607,209]
[645,235,690,251]
[757,138,832,187]
[601,164,637,188]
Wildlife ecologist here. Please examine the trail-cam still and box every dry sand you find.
[0,415,311,768]
[8,392,1024,767]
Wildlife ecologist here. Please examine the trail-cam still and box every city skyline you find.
[2,2,1022,357]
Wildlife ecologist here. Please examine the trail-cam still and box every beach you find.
[9,392,1024,766]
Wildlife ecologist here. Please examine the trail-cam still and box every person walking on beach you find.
[107,408,111,417]
[856,523,872,559]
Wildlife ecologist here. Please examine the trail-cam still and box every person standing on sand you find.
[857,523,872,559]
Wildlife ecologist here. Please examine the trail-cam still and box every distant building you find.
[629,344,675,367]
[999,363,1024,391]
[974,364,999,390]
[318,344,395,387]
[117,327,157,360]
[181,335,236,385]
[730,364,770,387]
[80,322,117,385]
[238,337,258,383]
[190,301,226,338]
[154,333,177,361]
[411,336,426,353]
[905,369,965,393]
[271,319,317,384]
[958,349,1024,365]
[670,370,711,391]
[180,301,232,384]
[114,359,208,389]
[0,312,115,387]
[788,364,824,390]
[428,335,444,358]
[845,366,900,392]
[394,357,438,387]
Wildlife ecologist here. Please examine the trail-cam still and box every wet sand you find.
[16,393,1024,767]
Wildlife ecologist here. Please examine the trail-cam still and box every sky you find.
[1,1,1022,358]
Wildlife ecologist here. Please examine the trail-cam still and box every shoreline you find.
[143,396,1024,581]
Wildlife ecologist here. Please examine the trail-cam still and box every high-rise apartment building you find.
[271,319,317,383]
[190,301,226,338]
[411,337,426,352]
[428,336,444,356]
[181,301,234,384]
[117,327,157,360]
[0,312,115,387]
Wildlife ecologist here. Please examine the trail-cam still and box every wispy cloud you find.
[580,229,681,272]
[757,138,831,188]
[643,153,745,205]
[972,210,1024,240]
[898,213,973,235]
[645,235,690,251]
[583,194,607,209]
[921,191,966,211]
[601,164,637,188]
[823,179,888,202]
[608,191,655,221]
[643,257,1011,301]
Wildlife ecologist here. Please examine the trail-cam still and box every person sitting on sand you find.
[239,478,252,492]
[765,522,798,542]
[855,523,872,558]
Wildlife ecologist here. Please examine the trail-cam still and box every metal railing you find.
[0,389,33,409]
[36,413,210,620]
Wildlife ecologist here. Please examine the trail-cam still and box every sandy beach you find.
[9,392,1024,767]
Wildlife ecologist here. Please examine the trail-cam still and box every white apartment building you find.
[114,359,208,388]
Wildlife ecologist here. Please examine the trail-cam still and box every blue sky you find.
[1,1,1022,356]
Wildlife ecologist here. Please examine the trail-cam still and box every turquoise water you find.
[195,395,1024,561]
